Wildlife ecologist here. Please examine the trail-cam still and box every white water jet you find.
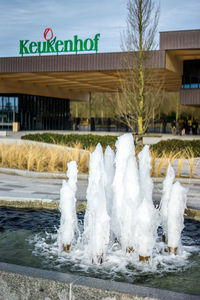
[104,146,115,234]
[168,181,187,253]
[159,162,175,241]
[58,161,78,252]
[133,198,158,259]
[138,145,153,203]
[112,133,141,251]
[133,145,159,259]
[83,143,110,263]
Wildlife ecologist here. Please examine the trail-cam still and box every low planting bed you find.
[0,133,198,177]
[22,133,200,157]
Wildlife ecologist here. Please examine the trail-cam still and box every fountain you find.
[58,133,189,264]
[112,134,141,253]
[159,161,187,254]
[57,161,78,253]
[159,161,175,243]
[167,181,187,255]
[103,145,115,229]
[82,143,110,264]
[134,145,159,261]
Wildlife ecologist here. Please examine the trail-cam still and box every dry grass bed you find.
[150,149,197,178]
[0,142,198,178]
[0,143,90,174]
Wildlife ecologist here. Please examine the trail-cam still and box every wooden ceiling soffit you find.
[169,49,200,59]
[44,76,118,92]
[0,73,115,92]
[165,51,183,75]
[8,72,121,90]
[0,73,38,80]
[0,78,89,101]
[44,71,122,82]
[59,84,116,92]
[45,78,120,88]
[0,65,182,93]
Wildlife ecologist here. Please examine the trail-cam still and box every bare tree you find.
[112,0,162,135]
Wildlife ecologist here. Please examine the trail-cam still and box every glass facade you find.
[182,60,200,89]
[0,96,18,129]
[0,94,71,130]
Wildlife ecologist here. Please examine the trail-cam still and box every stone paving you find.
[0,173,86,201]
[0,172,200,210]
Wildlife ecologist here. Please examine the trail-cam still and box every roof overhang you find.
[0,47,199,100]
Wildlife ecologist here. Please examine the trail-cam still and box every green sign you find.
[19,28,100,56]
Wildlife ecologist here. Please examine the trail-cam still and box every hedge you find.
[21,133,117,150]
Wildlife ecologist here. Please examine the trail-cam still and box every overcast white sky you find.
[0,0,200,57]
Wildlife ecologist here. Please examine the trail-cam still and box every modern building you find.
[0,29,200,131]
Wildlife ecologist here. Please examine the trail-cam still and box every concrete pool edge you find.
[0,197,87,212]
[0,262,199,300]
[0,197,199,221]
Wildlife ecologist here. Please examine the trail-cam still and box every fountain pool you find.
[1,133,200,297]
[0,207,199,296]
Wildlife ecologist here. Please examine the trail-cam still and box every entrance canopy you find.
[0,51,184,101]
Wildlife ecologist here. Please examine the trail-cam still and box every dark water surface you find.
[0,207,199,295]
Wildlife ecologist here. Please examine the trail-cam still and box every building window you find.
[0,95,19,129]
[0,94,71,131]
[182,60,200,89]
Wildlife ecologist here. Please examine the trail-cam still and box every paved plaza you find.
[0,172,86,202]
[0,171,200,210]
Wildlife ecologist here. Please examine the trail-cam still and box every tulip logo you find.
[43,28,53,41]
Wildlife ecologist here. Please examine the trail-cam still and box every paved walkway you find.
[0,173,86,202]
[0,172,200,210]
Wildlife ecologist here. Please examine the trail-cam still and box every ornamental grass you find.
[0,143,89,174]
[149,149,197,178]
[0,138,198,178]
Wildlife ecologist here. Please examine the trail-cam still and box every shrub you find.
[150,139,200,158]
[22,133,117,150]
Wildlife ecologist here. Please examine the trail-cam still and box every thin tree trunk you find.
[138,0,144,135]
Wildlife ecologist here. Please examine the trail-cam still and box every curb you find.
[0,167,88,180]
[153,176,200,184]
[0,197,87,212]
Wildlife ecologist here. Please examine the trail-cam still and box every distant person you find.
[171,120,176,135]
[192,120,198,135]
[181,122,186,136]
[90,118,95,131]
[75,117,80,130]
[185,120,190,135]
[178,122,183,136]
[162,119,166,133]
[188,119,192,134]
[181,127,185,136]
[107,118,111,132]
